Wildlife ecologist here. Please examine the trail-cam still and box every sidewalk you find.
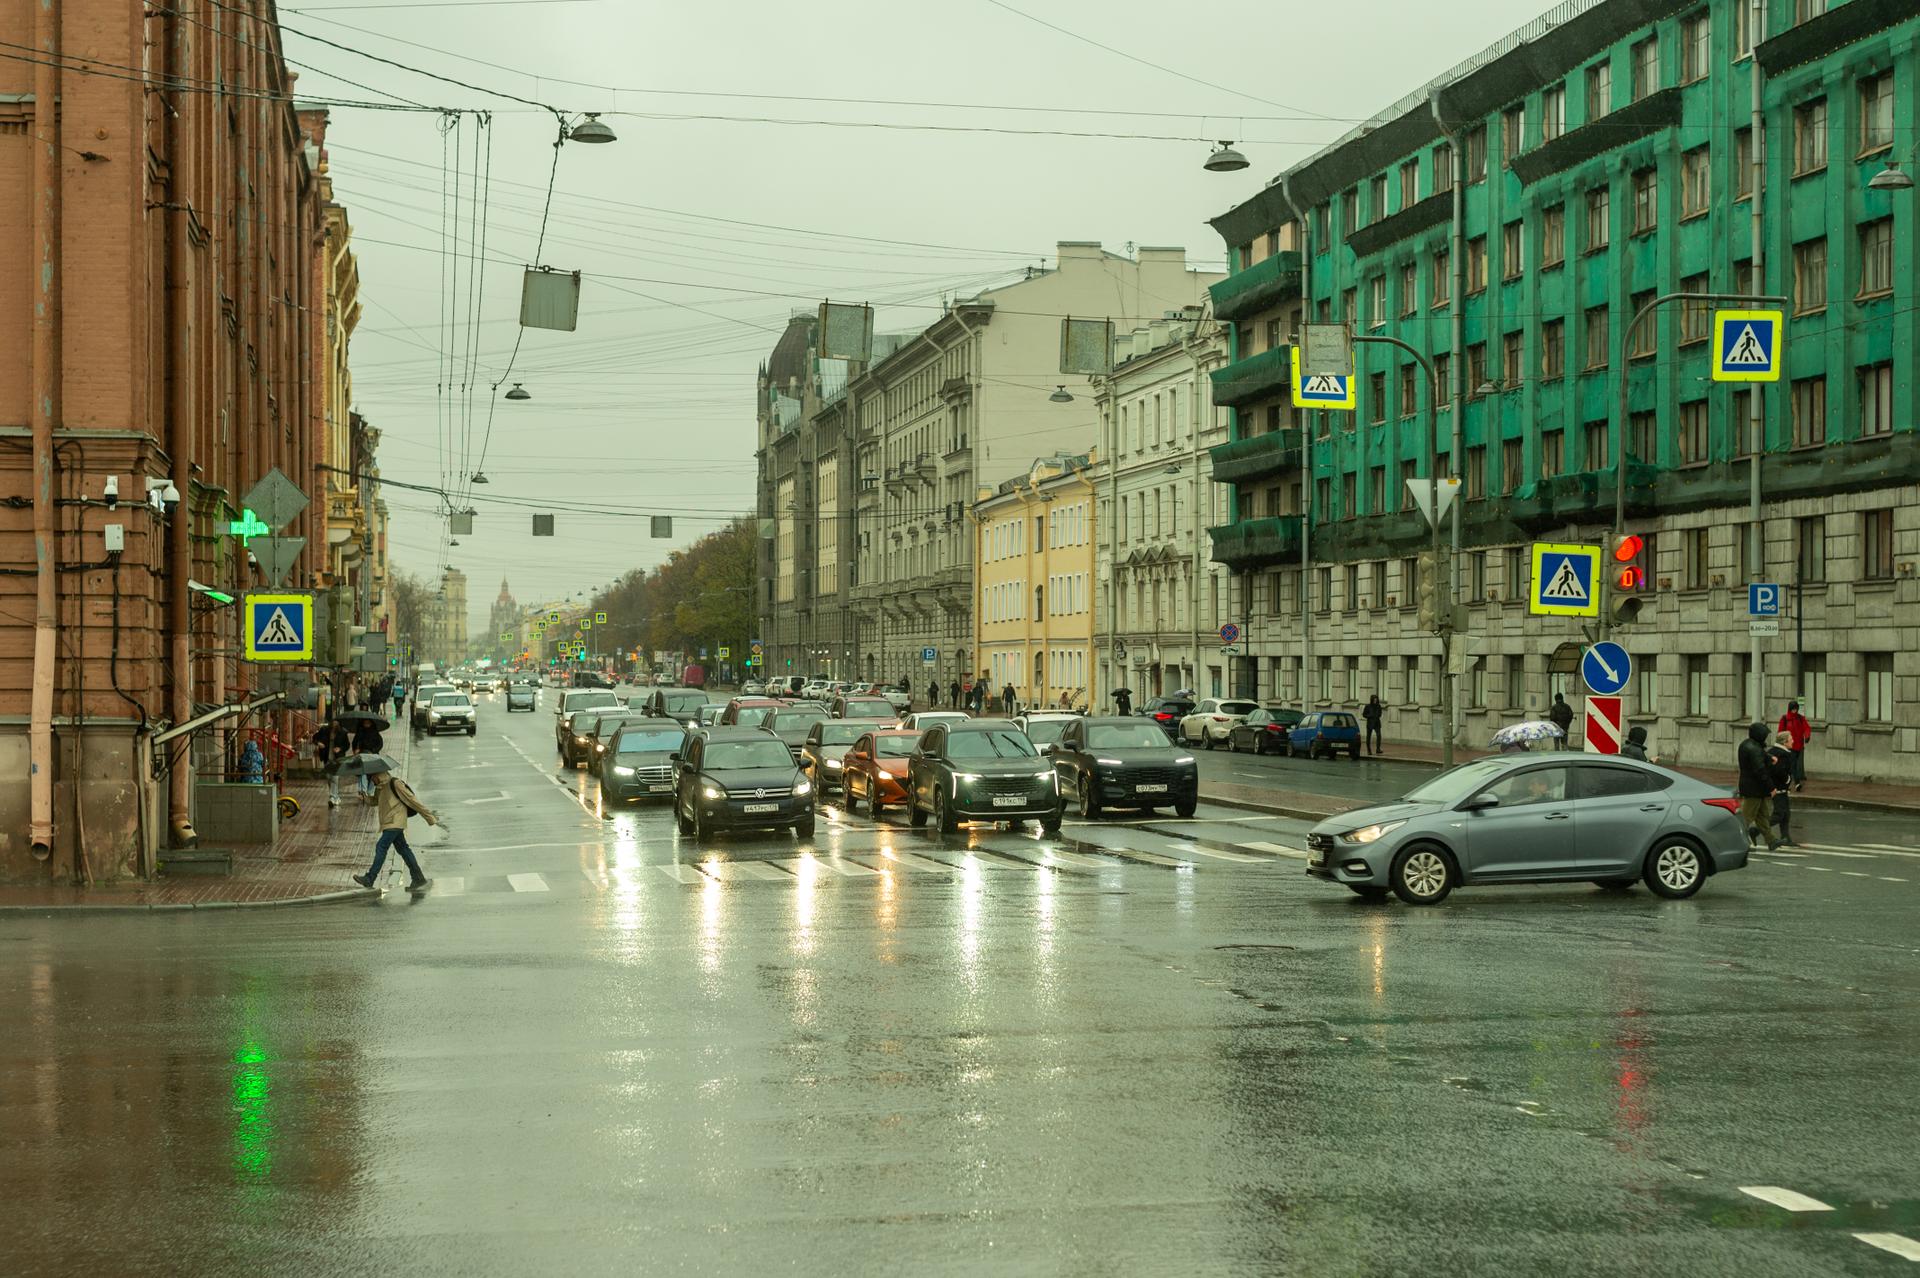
[1199,735,1920,822]
[0,773,379,914]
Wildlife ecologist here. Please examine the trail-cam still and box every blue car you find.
[1288,711,1362,761]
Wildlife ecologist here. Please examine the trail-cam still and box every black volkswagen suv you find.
[1049,715,1199,818]
[906,719,1062,835]
[601,722,689,803]
[674,727,814,839]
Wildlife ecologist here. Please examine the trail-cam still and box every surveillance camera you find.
[103,475,119,507]
[161,483,180,511]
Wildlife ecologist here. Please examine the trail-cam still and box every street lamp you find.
[1868,161,1914,191]
[1203,142,1250,173]
[565,113,617,144]
[1048,385,1074,403]
[504,383,531,401]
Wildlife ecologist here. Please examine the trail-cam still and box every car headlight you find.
[1174,756,1196,765]
[1339,820,1407,845]
[612,765,635,777]
[702,785,724,801]
[1095,757,1123,766]
[574,734,588,742]
[1033,770,1053,780]
[793,780,812,796]
[825,757,842,769]
[954,772,982,783]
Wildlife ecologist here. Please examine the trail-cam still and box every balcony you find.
[1208,251,1301,324]
[1209,345,1291,410]
[1208,429,1301,485]
[1207,516,1303,570]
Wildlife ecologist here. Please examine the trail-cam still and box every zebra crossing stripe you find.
[507,873,549,893]
[657,865,705,883]
[435,876,466,895]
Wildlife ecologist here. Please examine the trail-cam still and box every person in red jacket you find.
[1777,700,1811,791]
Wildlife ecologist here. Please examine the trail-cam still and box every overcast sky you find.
[287,0,1555,627]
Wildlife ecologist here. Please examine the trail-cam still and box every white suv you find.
[426,691,477,736]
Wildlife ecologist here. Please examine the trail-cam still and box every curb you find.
[0,886,379,916]
[1200,790,1353,823]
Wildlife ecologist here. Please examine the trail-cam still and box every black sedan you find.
[1049,716,1199,818]
[600,723,689,803]
[906,720,1062,835]
[674,728,814,839]
[1226,706,1306,755]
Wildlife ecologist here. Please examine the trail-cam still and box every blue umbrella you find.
[1490,720,1565,747]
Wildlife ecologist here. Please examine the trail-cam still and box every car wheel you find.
[794,816,815,839]
[869,787,885,820]
[1226,733,1237,753]
[1644,839,1706,899]
[908,788,928,828]
[1390,843,1456,905]
[1174,797,1197,819]
[933,786,959,834]
[676,794,694,835]
[1080,776,1103,820]
[1203,730,1216,751]
[467,727,477,737]
[692,801,712,843]
[1348,884,1390,900]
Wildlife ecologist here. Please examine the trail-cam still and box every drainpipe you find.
[1747,0,1767,713]
[1105,373,1120,698]
[164,5,197,848]
[1432,93,1465,764]
[1280,176,1311,706]
[1187,327,1204,695]
[27,0,61,861]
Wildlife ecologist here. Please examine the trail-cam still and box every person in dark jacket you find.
[1547,693,1575,748]
[1361,695,1384,756]
[1620,724,1656,763]
[1113,688,1133,717]
[1766,730,1798,848]
[350,720,385,801]
[1736,722,1782,850]
[312,720,351,808]
[1001,683,1016,716]
[949,679,960,709]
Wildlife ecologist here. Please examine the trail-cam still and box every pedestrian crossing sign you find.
[1712,309,1783,382]
[242,592,313,661]
[1289,347,1355,410]
[1528,543,1601,617]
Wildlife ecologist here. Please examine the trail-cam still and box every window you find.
[1797,515,1826,582]
[1504,545,1525,599]
[1685,655,1710,718]
[1540,204,1565,268]
[1469,548,1487,598]
[1680,273,1709,344]
[1399,157,1420,208]
[1434,352,1451,405]
[1629,291,1656,357]
[1502,221,1523,279]
[1505,655,1526,710]
[1342,473,1357,521]
[1681,147,1710,218]
[1638,655,1658,717]
[1369,467,1386,515]
[1342,188,1360,235]
[1860,362,1894,437]
[1734,0,1756,57]
[1734,128,1754,199]
[1800,654,1828,721]
[1586,61,1612,119]
[1630,36,1659,100]
[1679,400,1709,464]
[1866,654,1895,724]
[1682,12,1711,82]
[1342,287,1357,323]
[1405,656,1421,705]
[1795,0,1827,22]
[1464,126,1487,182]
[1502,330,1522,383]
[1541,429,1564,477]
[1682,527,1709,589]
[1467,342,1488,394]
[1585,187,1610,251]
[1465,447,1486,500]
[1431,250,1451,306]
[1369,371,1387,424]
[1318,656,1333,699]
[1501,439,1523,494]
[1370,175,1388,223]
[1541,319,1565,379]
[1465,236,1487,293]
[1502,105,1525,165]
[1864,508,1895,580]
[1630,410,1657,464]
[1541,84,1566,143]
[1345,565,1359,611]
[1792,376,1826,446]
[1400,462,1417,511]
[1861,73,1894,153]
[1399,261,1417,316]
[1433,142,1454,194]
[1794,98,1828,174]
[1313,203,1329,247]
[1631,168,1657,233]
[1859,219,1893,296]
[1399,367,1418,418]
[1793,238,1828,313]
[1368,275,1386,329]
[1584,305,1609,369]
[1316,567,1332,613]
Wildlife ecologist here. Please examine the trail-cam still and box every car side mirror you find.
[1459,794,1501,812]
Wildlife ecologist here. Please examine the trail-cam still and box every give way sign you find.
[1583,695,1623,755]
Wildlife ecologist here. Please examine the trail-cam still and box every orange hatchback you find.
[841,729,921,818]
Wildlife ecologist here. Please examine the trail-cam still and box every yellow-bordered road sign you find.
[1288,347,1355,410]
[1712,309,1783,382]
[243,592,314,661]
[1529,543,1601,617]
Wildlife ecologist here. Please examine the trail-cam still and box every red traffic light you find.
[1612,533,1644,562]
[1615,565,1645,590]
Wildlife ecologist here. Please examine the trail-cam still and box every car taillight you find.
[1265,724,1282,732]
[1702,798,1741,814]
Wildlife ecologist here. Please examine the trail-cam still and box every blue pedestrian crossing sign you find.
[1528,543,1601,617]
[243,592,313,662]
[1289,348,1355,410]
[1713,309,1782,382]
[1581,641,1632,696]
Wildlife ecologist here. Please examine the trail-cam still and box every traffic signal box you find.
[1608,533,1649,626]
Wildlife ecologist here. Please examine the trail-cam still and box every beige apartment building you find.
[974,455,1100,710]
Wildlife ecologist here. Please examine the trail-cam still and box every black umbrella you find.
[332,711,391,732]
[1111,687,1133,697]
[334,752,399,778]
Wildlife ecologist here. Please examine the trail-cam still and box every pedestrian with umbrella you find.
[1490,719,1564,753]
[312,719,351,808]
[342,754,436,892]
[345,713,387,802]
[1113,687,1133,716]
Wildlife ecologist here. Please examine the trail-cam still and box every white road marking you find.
[1737,1186,1833,1212]
[705,861,790,881]
[1882,877,1909,883]
[1180,845,1266,863]
[891,852,964,874]
[657,865,705,884]
[1805,866,1833,872]
[461,792,511,805]
[1861,843,1920,854]
[434,876,466,895]
[815,857,879,877]
[1789,845,1876,859]
[1853,1232,1920,1262]
[1239,840,1309,858]
[507,873,550,893]
[1840,871,1872,878]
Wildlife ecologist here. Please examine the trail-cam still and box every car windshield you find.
[1321,713,1357,728]
[1087,722,1172,749]
[777,711,830,732]
[872,736,918,758]
[1023,719,1071,743]
[704,740,795,770]
[590,715,634,736]
[731,706,774,727]
[566,691,618,711]
[432,693,469,707]
[663,692,706,713]
[1219,700,1258,716]
[841,699,894,716]
[945,730,1037,760]
[617,728,687,754]
[815,724,867,746]
[1403,758,1515,805]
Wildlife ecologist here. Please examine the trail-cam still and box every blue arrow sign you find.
[1581,640,1632,696]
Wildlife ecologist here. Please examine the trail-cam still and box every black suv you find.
[601,722,690,803]
[645,687,710,727]
[674,727,815,839]
[906,719,1062,835]
[1049,715,1199,819]
[1139,696,1196,738]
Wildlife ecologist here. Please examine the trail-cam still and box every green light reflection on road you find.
[231,1038,274,1182]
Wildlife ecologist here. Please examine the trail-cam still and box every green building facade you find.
[1205,0,1919,777]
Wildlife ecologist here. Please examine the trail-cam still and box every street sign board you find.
[1712,309,1783,382]
[1748,583,1781,616]
[1749,618,1780,637]
[717,647,730,659]
[1218,622,1240,645]
[1299,323,1353,377]
[1529,543,1601,617]
[1406,476,1462,529]
[243,592,313,662]
[250,535,306,589]
[241,467,309,532]
[920,646,938,666]
[1288,348,1355,410]
[594,611,607,624]
[357,632,388,674]
[1581,641,1632,696]
[1582,695,1624,755]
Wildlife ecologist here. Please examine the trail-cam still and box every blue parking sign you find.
[1749,583,1780,616]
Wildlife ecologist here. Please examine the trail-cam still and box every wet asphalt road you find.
[3,686,1918,1276]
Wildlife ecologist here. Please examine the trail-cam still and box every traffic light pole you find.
[1353,333,1450,766]
[1607,290,1788,641]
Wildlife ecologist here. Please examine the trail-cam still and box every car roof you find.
[1078,715,1146,727]
[951,717,1017,731]
[696,726,780,740]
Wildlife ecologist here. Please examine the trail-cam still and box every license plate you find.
[1136,783,1169,793]
[647,784,670,793]
[991,796,1024,808]
[743,802,778,813]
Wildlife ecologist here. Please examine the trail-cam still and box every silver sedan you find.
[1305,754,1750,904]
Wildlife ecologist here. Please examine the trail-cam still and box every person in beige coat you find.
[352,770,438,891]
